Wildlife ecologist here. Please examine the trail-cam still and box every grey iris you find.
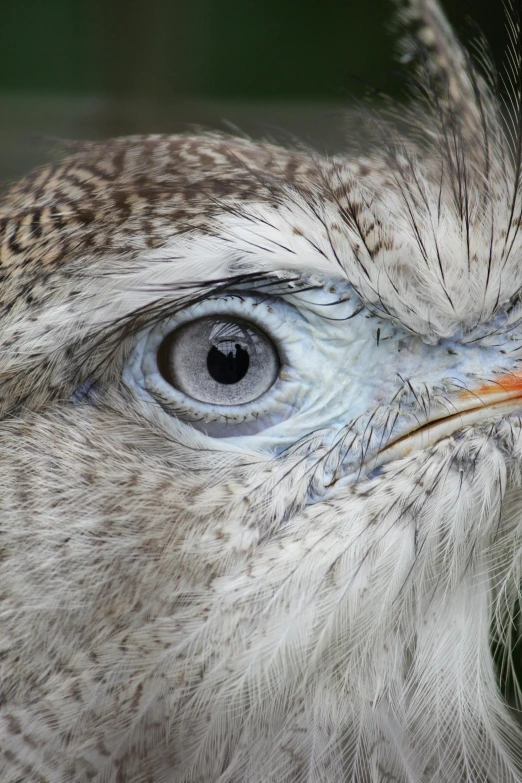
[157,315,280,406]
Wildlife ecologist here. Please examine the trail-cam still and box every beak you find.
[373,370,522,467]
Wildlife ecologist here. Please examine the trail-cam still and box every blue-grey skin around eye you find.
[124,278,521,483]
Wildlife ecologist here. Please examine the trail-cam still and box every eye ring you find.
[126,293,302,438]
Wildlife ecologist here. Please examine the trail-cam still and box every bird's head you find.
[2,2,522,782]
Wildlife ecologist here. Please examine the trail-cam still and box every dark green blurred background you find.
[0,0,508,181]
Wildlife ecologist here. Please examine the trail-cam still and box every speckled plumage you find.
[3,1,522,781]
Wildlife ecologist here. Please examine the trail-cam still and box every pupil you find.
[207,343,250,385]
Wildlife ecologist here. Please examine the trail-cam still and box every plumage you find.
[2,1,522,781]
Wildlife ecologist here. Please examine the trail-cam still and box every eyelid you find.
[142,294,291,364]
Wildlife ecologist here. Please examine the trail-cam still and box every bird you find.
[2,0,522,780]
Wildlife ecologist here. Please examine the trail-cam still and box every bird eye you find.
[156,316,280,406]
